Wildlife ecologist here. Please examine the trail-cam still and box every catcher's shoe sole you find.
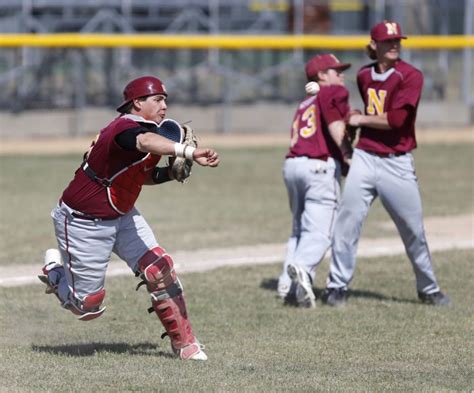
[287,264,316,308]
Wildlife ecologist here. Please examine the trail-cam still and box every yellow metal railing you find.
[0,34,472,50]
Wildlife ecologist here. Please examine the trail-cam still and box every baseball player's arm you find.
[328,120,353,161]
[137,132,181,155]
[137,132,220,167]
[348,113,390,130]
[327,120,346,145]
[349,107,411,130]
[143,166,174,185]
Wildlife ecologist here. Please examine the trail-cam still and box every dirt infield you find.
[0,127,473,155]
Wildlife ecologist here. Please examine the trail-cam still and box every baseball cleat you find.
[322,288,348,307]
[173,341,208,361]
[418,291,452,306]
[39,248,64,294]
[287,264,316,308]
[277,281,291,300]
[38,274,56,294]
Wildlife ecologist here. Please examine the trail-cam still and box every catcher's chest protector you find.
[107,153,161,214]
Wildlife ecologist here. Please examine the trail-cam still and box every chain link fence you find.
[0,0,472,134]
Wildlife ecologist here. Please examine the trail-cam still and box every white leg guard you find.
[137,247,207,360]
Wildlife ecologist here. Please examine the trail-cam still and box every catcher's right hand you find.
[192,148,219,167]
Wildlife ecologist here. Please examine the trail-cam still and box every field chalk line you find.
[1,214,472,288]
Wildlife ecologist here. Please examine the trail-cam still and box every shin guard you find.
[151,294,196,352]
[137,247,205,359]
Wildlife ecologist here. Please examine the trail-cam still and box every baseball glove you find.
[171,124,198,183]
[345,109,362,144]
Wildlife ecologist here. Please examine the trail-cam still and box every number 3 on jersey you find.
[290,104,317,147]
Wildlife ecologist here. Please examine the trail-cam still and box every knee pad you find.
[137,247,183,300]
[68,289,106,321]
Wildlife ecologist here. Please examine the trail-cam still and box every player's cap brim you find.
[373,34,407,41]
[331,63,351,72]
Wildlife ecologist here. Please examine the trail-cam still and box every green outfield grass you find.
[0,249,472,391]
[0,143,473,266]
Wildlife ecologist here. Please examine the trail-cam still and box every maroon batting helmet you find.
[116,76,168,113]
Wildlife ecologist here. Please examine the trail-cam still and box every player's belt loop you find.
[81,162,112,187]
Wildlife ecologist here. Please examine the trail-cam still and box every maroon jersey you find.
[286,85,350,162]
[62,116,162,218]
[356,59,423,154]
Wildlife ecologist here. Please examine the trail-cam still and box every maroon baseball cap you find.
[305,54,351,80]
[370,21,407,41]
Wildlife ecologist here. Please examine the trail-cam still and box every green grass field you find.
[0,144,473,266]
[0,249,472,391]
[0,142,472,391]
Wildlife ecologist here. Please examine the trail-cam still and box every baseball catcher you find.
[38,75,220,360]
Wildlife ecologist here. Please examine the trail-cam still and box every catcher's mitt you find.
[171,124,198,183]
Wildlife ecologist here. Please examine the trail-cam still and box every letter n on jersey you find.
[366,88,387,115]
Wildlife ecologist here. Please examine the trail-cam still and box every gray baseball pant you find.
[52,201,158,302]
[326,148,440,294]
[279,157,341,291]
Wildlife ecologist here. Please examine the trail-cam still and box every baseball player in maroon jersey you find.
[323,21,451,307]
[39,76,219,360]
[277,54,354,308]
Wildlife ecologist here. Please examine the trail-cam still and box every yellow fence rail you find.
[0,34,473,50]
